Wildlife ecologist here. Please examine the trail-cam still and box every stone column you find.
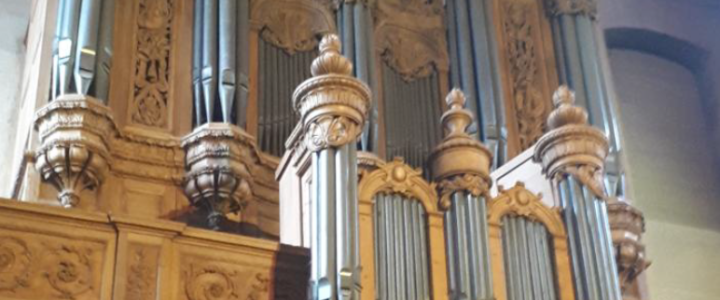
[535,86,622,300]
[294,35,371,300]
[430,89,494,300]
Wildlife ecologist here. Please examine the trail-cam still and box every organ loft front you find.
[1,0,649,299]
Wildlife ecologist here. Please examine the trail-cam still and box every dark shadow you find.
[272,244,310,299]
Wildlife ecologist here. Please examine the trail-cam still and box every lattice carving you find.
[132,0,173,128]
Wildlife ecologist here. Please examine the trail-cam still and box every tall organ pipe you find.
[534,86,622,300]
[192,0,250,126]
[430,89,494,300]
[445,0,507,168]
[52,0,115,102]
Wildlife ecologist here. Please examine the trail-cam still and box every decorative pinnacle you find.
[442,88,473,138]
[547,85,589,130]
[311,34,353,77]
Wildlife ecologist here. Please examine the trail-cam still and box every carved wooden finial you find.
[547,85,589,130]
[311,34,353,77]
[442,88,473,138]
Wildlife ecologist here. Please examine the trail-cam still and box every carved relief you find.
[0,237,31,292]
[251,0,336,54]
[305,116,357,152]
[374,0,448,81]
[544,0,597,18]
[132,0,173,128]
[607,200,650,293]
[503,2,548,149]
[488,183,564,231]
[183,263,269,300]
[43,245,95,299]
[437,174,489,210]
[126,245,160,300]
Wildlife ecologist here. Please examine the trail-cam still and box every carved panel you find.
[131,0,174,129]
[0,230,111,300]
[180,258,270,300]
[250,0,336,54]
[125,244,160,300]
[494,0,558,157]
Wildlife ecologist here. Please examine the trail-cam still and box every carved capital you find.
[607,199,650,293]
[293,34,371,152]
[544,0,597,18]
[33,95,116,208]
[534,86,609,199]
[182,123,255,230]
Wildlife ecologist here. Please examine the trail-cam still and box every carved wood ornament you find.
[374,0,449,81]
[487,183,576,300]
[250,0,336,54]
[132,0,174,129]
[357,158,448,300]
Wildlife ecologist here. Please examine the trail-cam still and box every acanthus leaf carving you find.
[305,116,359,152]
[43,244,95,299]
[183,262,270,300]
[132,0,173,129]
[126,245,159,300]
[437,174,490,210]
[252,0,336,54]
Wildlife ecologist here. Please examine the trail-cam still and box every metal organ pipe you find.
[52,0,115,102]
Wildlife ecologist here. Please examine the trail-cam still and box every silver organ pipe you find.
[52,0,115,102]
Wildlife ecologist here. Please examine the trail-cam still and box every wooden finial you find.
[547,85,589,130]
[311,34,353,77]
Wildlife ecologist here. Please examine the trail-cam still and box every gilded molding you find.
[544,0,597,18]
[534,86,609,199]
[293,34,371,152]
[358,157,438,213]
[607,199,650,293]
[33,95,115,208]
[250,0,336,54]
[430,89,493,210]
[182,123,256,230]
[487,183,565,236]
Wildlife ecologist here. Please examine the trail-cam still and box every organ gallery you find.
[1,0,649,299]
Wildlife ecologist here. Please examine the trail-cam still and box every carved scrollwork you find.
[251,0,336,54]
[544,0,597,18]
[487,183,565,236]
[185,265,239,300]
[0,237,31,292]
[132,0,173,128]
[43,245,94,299]
[358,158,439,213]
[376,25,448,81]
[305,116,358,152]
[562,164,606,199]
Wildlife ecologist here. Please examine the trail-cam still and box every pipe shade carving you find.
[33,95,115,208]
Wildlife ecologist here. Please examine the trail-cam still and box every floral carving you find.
[305,116,357,151]
[185,265,239,300]
[132,0,173,128]
[43,245,94,299]
[376,26,448,81]
[126,246,159,300]
[252,0,335,54]
[504,2,548,150]
[0,237,31,292]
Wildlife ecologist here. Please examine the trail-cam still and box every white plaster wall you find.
[608,48,720,300]
[0,0,32,196]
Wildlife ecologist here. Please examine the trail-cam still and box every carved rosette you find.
[429,89,492,210]
[607,199,650,293]
[33,95,115,208]
[292,34,371,152]
[182,123,255,230]
[534,86,609,199]
[544,0,597,18]
[0,237,31,291]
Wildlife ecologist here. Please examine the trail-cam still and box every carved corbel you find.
[534,86,609,199]
[181,123,255,230]
[429,89,493,210]
[607,199,650,293]
[33,95,116,208]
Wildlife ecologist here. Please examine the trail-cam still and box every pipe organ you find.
[5,0,650,300]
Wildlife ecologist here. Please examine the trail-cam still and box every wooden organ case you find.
[4,0,648,300]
